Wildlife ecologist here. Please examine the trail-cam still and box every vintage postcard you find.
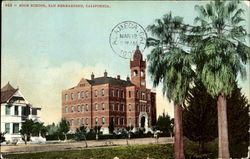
[1,0,250,158]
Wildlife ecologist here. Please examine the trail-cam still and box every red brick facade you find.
[62,48,156,132]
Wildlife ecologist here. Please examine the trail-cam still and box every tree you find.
[0,132,5,143]
[20,119,34,145]
[75,126,88,148]
[183,81,217,154]
[94,125,102,140]
[32,122,47,137]
[108,121,114,134]
[58,118,70,141]
[227,85,249,158]
[155,112,173,137]
[147,13,195,159]
[192,1,250,158]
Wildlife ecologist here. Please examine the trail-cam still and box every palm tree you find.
[193,1,250,158]
[147,13,194,159]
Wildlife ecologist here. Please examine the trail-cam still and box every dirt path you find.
[1,137,173,155]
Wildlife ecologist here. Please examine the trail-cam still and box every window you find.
[112,103,115,111]
[5,123,10,133]
[82,105,84,112]
[86,118,89,125]
[117,117,120,125]
[136,90,139,98]
[77,105,81,112]
[5,105,10,115]
[71,106,74,113]
[128,104,131,111]
[78,119,81,125]
[95,117,98,125]
[116,90,119,97]
[120,118,123,125]
[142,93,145,100]
[95,103,98,111]
[71,119,74,126]
[141,70,144,77]
[148,93,150,100]
[65,94,69,101]
[86,104,89,111]
[95,90,98,97]
[120,90,124,98]
[77,92,81,99]
[13,123,19,134]
[102,103,105,110]
[71,93,74,100]
[133,70,138,76]
[129,118,132,126]
[102,117,105,124]
[128,91,131,98]
[120,104,123,111]
[81,91,84,98]
[65,107,68,113]
[117,103,119,111]
[85,91,88,98]
[14,106,19,115]
[82,118,85,125]
[101,89,105,96]
[111,89,115,97]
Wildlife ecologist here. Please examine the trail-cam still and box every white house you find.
[1,82,41,143]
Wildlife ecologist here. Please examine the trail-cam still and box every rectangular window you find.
[86,118,89,125]
[86,104,88,111]
[128,104,131,111]
[95,103,98,111]
[121,90,124,98]
[5,105,10,115]
[85,91,88,98]
[14,106,19,115]
[101,89,105,96]
[71,93,74,100]
[13,123,19,134]
[112,89,115,97]
[117,117,120,125]
[77,105,81,112]
[71,106,74,113]
[120,104,123,111]
[102,117,105,124]
[81,91,84,98]
[129,118,132,126]
[78,92,81,99]
[82,118,85,125]
[95,90,98,97]
[102,103,105,110]
[71,119,74,126]
[78,119,81,126]
[129,91,131,98]
[65,94,68,101]
[112,103,115,111]
[117,90,119,97]
[65,107,68,113]
[95,117,98,125]
[82,105,84,112]
[5,123,10,133]
[120,118,123,125]
[117,103,119,111]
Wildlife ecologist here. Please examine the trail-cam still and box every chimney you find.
[91,72,95,80]
[104,70,108,77]
[117,75,120,80]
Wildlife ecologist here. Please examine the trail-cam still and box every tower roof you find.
[1,82,18,103]
[133,46,143,61]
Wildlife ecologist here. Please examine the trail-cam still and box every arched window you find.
[133,70,138,76]
[141,70,144,77]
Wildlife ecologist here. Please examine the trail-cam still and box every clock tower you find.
[130,46,146,89]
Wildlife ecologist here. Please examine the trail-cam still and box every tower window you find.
[133,70,138,76]
[141,70,144,77]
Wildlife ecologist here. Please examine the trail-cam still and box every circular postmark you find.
[109,21,147,59]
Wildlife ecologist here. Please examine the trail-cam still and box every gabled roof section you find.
[1,82,18,103]
[87,76,134,87]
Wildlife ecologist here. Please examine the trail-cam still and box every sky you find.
[2,1,250,125]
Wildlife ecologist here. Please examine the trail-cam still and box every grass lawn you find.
[4,144,174,159]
